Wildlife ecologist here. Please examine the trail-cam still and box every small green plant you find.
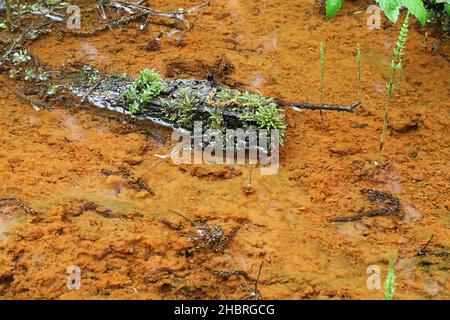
[46,83,59,97]
[122,68,166,115]
[378,12,410,164]
[24,68,35,81]
[0,23,7,30]
[208,109,224,131]
[38,71,49,81]
[241,102,287,145]
[160,89,199,128]
[326,0,426,25]
[176,89,200,128]
[12,49,31,65]
[129,101,140,115]
[384,257,397,300]
[216,88,239,101]
[160,97,178,121]
[237,91,274,110]
[208,88,287,142]
[9,68,20,79]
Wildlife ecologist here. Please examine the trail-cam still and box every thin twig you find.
[169,209,194,223]
[254,260,264,293]
[276,99,361,113]
[417,234,434,256]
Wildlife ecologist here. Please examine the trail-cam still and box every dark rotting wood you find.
[328,189,401,222]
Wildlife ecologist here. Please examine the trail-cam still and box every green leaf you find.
[326,0,345,19]
[376,0,426,25]
[0,23,7,30]
[446,3,450,16]
[400,0,427,25]
[375,0,402,23]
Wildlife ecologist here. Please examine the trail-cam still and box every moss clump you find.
[122,69,165,114]
[213,89,287,144]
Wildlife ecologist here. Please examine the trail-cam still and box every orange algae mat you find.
[0,0,449,299]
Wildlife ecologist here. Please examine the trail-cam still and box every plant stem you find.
[5,0,13,31]
[357,43,361,101]
[377,12,410,164]
[384,257,396,300]
[17,0,22,28]
[378,81,393,163]
[320,41,324,106]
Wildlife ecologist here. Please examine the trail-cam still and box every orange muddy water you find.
[0,0,449,299]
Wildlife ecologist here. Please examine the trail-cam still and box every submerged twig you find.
[211,269,250,280]
[240,260,264,300]
[417,234,434,256]
[110,0,210,32]
[277,99,361,113]
[100,166,155,196]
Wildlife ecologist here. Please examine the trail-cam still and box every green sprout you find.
[9,68,20,79]
[160,89,199,128]
[12,49,31,65]
[128,101,140,115]
[384,257,397,300]
[208,109,224,131]
[240,101,287,145]
[47,83,59,97]
[160,97,178,122]
[378,12,410,164]
[38,72,49,81]
[24,68,35,81]
[122,68,166,115]
[215,88,239,101]
[236,91,274,110]
[0,23,7,30]
[176,89,199,128]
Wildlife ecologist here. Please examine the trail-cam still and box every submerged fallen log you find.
[0,6,361,148]
[67,66,361,146]
[70,67,254,131]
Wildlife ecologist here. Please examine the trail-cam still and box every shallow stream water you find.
[0,0,448,299]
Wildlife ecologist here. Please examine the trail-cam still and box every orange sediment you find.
[0,0,448,299]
